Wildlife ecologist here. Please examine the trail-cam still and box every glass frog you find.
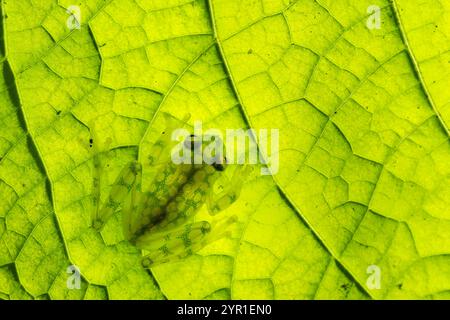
[89,113,251,268]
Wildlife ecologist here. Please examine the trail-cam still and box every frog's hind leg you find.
[138,216,236,268]
[138,221,211,268]
[207,165,252,215]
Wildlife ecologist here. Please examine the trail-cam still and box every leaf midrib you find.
[391,0,450,137]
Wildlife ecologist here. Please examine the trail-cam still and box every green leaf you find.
[0,0,449,300]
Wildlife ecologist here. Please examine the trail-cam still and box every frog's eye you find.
[212,157,227,171]
[212,163,225,171]
[184,134,202,151]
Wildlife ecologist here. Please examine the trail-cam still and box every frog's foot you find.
[207,164,253,215]
[147,112,191,168]
[204,215,238,242]
[92,218,105,231]
[138,221,210,268]
[139,216,237,268]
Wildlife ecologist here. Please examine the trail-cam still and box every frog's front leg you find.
[89,121,113,229]
[146,112,191,169]
[206,165,252,215]
[92,161,142,231]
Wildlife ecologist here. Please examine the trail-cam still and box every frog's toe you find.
[141,257,154,269]
[92,219,105,231]
[211,215,238,231]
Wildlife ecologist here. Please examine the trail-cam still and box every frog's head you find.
[183,134,227,171]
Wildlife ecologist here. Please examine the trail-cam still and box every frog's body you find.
[90,114,249,268]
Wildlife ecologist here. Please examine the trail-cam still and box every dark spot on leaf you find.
[398,283,403,289]
[56,110,61,115]
[341,283,350,291]
[248,48,253,54]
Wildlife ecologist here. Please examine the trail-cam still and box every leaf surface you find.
[0,0,449,299]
